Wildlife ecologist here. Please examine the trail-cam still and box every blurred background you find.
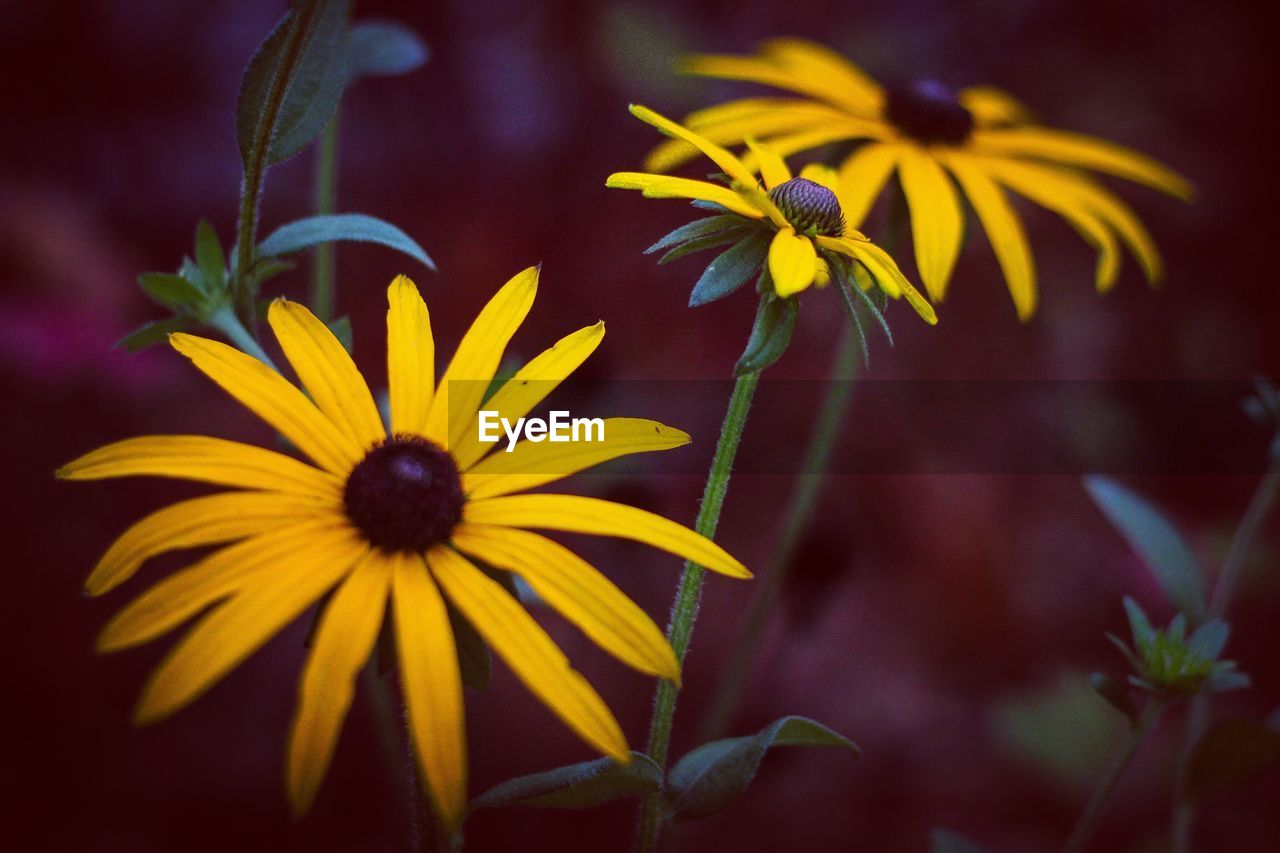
[3,0,1278,850]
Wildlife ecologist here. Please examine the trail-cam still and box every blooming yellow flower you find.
[609,105,935,324]
[58,269,748,827]
[646,38,1193,319]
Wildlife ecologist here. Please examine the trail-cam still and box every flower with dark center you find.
[768,177,846,236]
[59,269,751,827]
[884,80,974,146]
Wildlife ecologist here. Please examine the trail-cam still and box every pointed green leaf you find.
[645,215,747,255]
[471,752,661,812]
[1122,597,1156,653]
[1184,717,1280,803]
[665,716,858,821]
[137,273,207,313]
[116,317,187,352]
[689,232,769,307]
[734,291,797,376]
[658,227,753,266]
[1084,477,1207,622]
[1187,618,1229,661]
[194,219,226,292]
[257,213,434,269]
[347,21,429,79]
[931,828,989,853]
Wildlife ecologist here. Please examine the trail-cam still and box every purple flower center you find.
[884,80,974,146]
[344,435,464,553]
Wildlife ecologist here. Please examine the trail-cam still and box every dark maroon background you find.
[3,1,1279,851]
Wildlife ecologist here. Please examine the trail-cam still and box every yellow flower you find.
[58,269,749,827]
[646,38,1193,319]
[608,105,936,324]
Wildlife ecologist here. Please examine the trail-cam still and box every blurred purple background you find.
[3,1,1279,850]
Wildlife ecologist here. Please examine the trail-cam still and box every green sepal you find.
[659,227,754,266]
[470,752,662,812]
[689,232,769,307]
[1183,717,1280,804]
[347,21,429,79]
[734,289,797,376]
[257,213,434,270]
[194,218,227,293]
[116,317,188,352]
[664,715,859,821]
[1084,477,1207,623]
[137,273,208,315]
[645,215,745,255]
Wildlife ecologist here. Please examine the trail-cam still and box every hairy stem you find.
[311,110,339,321]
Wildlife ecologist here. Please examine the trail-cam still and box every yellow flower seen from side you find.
[647,38,1193,319]
[57,269,749,827]
[609,104,936,324]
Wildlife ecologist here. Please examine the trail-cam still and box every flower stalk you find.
[311,110,340,321]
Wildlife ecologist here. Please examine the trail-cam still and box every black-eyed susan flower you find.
[58,268,749,827]
[609,105,935,328]
[646,38,1193,319]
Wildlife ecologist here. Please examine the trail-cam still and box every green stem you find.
[208,306,278,370]
[1170,450,1280,852]
[310,109,339,321]
[1064,699,1165,853]
[635,367,761,852]
[700,324,859,739]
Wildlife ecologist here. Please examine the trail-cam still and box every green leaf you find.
[116,317,187,352]
[236,0,351,168]
[448,602,491,691]
[688,232,769,307]
[327,315,353,352]
[347,21,429,79]
[734,292,797,377]
[658,227,753,266]
[194,219,226,292]
[645,215,746,255]
[257,213,435,269]
[137,273,206,313]
[1122,596,1156,653]
[1084,476,1207,622]
[665,716,858,821]
[931,828,989,853]
[470,752,662,811]
[1184,717,1280,803]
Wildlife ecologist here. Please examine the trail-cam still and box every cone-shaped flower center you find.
[884,80,974,145]
[768,177,845,236]
[344,435,465,553]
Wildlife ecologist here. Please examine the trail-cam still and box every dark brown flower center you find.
[884,80,974,146]
[767,177,845,236]
[344,435,464,553]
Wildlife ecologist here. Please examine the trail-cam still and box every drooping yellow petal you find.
[462,418,689,499]
[958,86,1035,128]
[286,551,390,817]
[738,122,885,171]
[87,491,336,596]
[427,547,628,761]
[757,38,884,114]
[970,126,1194,201]
[898,146,965,301]
[627,105,757,188]
[604,173,762,219]
[99,520,354,652]
[392,551,467,831]
[57,435,342,499]
[133,534,366,724]
[836,143,901,228]
[816,236,938,325]
[452,525,679,681]
[423,266,538,449]
[745,138,791,190]
[170,333,361,475]
[463,494,750,579]
[680,47,877,116]
[452,323,605,471]
[768,228,818,297]
[386,275,435,436]
[268,299,386,453]
[942,153,1038,320]
[645,99,848,173]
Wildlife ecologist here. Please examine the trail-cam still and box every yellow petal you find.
[463,418,689,499]
[644,99,847,173]
[898,146,964,301]
[269,299,386,453]
[737,121,885,172]
[745,138,791,190]
[57,435,342,499]
[99,520,355,652]
[768,228,818,297]
[133,534,366,724]
[427,547,628,761]
[604,172,762,219]
[757,38,884,114]
[958,86,1035,128]
[452,323,605,471]
[463,494,750,579]
[627,105,757,188]
[942,153,1037,320]
[423,266,538,449]
[816,237,938,325]
[680,48,877,116]
[391,551,468,830]
[386,275,435,436]
[970,126,1194,201]
[170,333,361,475]
[837,143,900,229]
[287,551,390,816]
[86,491,335,596]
